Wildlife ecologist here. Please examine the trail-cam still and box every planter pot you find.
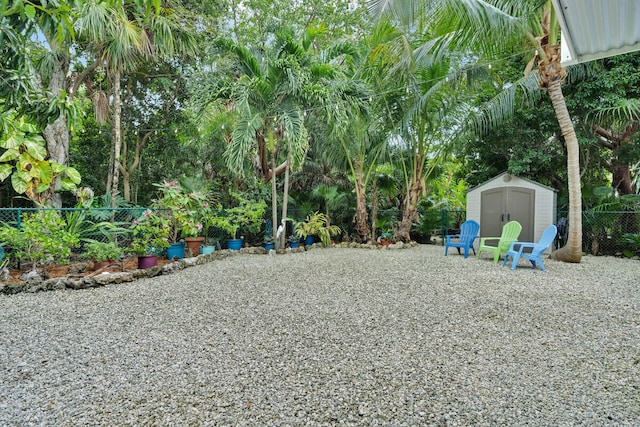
[226,238,243,250]
[304,235,315,246]
[137,254,158,269]
[92,260,116,271]
[263,242,275,250]
[185,237,205,256]
[167,242,185,260]
[200,245,216,255]
[289,241,300,249]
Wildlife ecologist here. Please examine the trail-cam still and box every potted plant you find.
[263,235,275,250]
[84,240,122,270]
[128,210,170,268]
[199,208,219,255]
[288,234,300,249]
[152,181,207,256]
[181,215,205,256]
[212,197,267,250]
[294,211,341,247]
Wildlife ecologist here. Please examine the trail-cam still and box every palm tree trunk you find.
[548,78,582,262]
[42,117,69,207]
[110,70,122,210]
[280,152,291,250]
[395,177,421,242]
[271,150,278,244]
[370,177,378,241]
[354,159,370,242]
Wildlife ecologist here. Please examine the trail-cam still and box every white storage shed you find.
[466,173,557,251]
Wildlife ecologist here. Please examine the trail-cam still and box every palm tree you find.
[203,26,368,246]
[363,18,471,242]
[76,0,197,209]
[323,111,386,242]
[369,0,583,262]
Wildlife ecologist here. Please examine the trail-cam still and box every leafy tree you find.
[75,0,197,209]
[1,0,80,206]
[370,0,585,262]
[566,53,640,195]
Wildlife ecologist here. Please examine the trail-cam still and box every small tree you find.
[0,211,80,272]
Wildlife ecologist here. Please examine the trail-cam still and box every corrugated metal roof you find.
[551,0,640,64]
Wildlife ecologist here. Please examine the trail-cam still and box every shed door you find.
[480,187,535,241]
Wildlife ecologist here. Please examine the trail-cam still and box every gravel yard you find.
[1,244,638,426]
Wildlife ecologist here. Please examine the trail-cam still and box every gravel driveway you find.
[1,245,638,426]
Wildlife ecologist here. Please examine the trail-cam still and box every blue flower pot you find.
[226,239,243,250]
[200,245,216,255]
[263,242,275,250]
[166,242,185,260]
[304,235,315,246]
[289,241,299,249]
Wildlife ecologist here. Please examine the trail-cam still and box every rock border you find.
[0,241,418,295]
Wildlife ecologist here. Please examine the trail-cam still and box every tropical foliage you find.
[1,0,639,261]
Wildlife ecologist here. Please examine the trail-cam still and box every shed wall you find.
[466,174,557,253]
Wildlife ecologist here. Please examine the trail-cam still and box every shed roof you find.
[551,0,640,65]
[467,172,558,194]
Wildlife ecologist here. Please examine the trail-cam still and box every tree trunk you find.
[42,117,69,207]
[370,177,378,241]
[271,150,278,245]
[110,71,122,210]
[395,177,421,242]
[41,54,70,207]
[354,159,370,242]
[611,159,634,195]
[547,78,582,263]
[280,152,291,250]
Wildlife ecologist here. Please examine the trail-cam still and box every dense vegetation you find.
[1,0,638,254]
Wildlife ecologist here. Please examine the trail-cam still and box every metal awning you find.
[551,0,640,65]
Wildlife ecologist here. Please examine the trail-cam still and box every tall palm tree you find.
[369,0,583,262]
[322,111,386,242]
[364,17,471,242]
[76,0,197,209]
[203,26,368,246]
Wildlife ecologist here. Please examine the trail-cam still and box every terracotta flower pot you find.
[92,260,116,271]
[185,236,205,256]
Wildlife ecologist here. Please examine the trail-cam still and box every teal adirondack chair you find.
[503,225,558,271]
[477,221,522,264]
[444,220,480,258]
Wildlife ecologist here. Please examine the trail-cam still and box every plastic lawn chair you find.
[444,220,480,258]
[477,221,522,264]
[503,225,558,271]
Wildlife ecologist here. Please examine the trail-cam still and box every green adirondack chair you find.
[477,221,522,264]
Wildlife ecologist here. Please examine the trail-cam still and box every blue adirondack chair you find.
[444,220,480,258]
[503,225,558,271]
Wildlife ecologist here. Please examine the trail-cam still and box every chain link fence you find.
[569,210,640,256]
[0,207,637,257]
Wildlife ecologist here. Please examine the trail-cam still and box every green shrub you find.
[0,211,80,271]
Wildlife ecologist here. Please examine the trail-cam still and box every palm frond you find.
[591,98,640,128]
[225,112,264,174]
